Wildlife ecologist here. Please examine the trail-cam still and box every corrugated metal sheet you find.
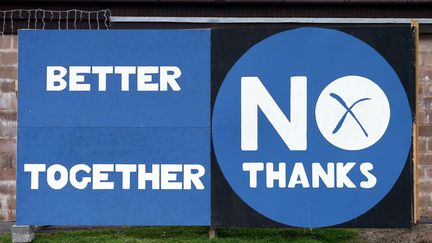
[0,2,432,18]
[2,0,432,3]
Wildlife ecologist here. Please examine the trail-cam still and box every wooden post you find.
[411,19,420,224]
[209,227,217,239]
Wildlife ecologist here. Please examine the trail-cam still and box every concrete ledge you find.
[11,225,35,243]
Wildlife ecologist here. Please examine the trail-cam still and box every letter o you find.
[47,164,69,190]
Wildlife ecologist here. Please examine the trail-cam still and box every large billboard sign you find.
[18,30,211,225]
[18,26,414,227]
[211,26,414,228]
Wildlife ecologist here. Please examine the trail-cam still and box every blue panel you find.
[17,30,210,225]
[17,127,210,225]
[18,30,210,128]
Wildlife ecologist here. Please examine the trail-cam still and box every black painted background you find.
[211,25,415,228]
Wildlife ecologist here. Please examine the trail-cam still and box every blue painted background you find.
[17,30,210,225]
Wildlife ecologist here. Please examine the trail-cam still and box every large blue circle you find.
[212,27,412,227]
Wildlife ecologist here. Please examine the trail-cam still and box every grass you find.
[0,226,359,243]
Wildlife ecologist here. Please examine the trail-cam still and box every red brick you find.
[419,96,432,112]
[425,56,432,67]
[419,193,431,214]
[0,67,16,80]
[417,111,432,125]
[420,36,432,52]
[419,153,432,166]
[419,52,426,66]
[428,140,432,152]
[0,82,15,93]
[0,139,16,154]
[0,211,15,221]
[0,167,15,180]
[0,184,15,195]
[425,84,432,98]
[420,66,432,82]
[0,52,17,66]
[419,97,425,110]
[419,125,432,137]
[419,82,429,97]
[0,93,16,110]
[425,97,432,109]
[0,36,14,50]
[420,204,432,219]
[419,82,432,97]
[9,155,15,168]
[419,165,432,181]
[419,137,427,153]
[6,196,15,210]
[418,110,425,123]
[420,180,432,194]
[10,35,17,50]
[0,121,17,138]
[0,153,15,168]
[0,110,16,121]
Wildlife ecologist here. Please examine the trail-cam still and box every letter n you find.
[241,76,307,151]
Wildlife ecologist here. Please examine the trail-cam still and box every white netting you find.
[0,9,111,37]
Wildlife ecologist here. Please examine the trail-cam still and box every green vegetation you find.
[0,226,359,243]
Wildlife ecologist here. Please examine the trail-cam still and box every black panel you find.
[211,25,415,228]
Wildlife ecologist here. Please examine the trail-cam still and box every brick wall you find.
[0,35,17,221]
[0,34,430,222]
[418,34,432,219]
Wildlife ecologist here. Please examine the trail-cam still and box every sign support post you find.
[209,227,217,239]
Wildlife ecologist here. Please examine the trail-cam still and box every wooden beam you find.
[411,19,420,225]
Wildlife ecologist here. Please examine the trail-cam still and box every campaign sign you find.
[212,26,414,228]
[17,30,210,225]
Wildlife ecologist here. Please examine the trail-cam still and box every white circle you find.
[315,75,390,150]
